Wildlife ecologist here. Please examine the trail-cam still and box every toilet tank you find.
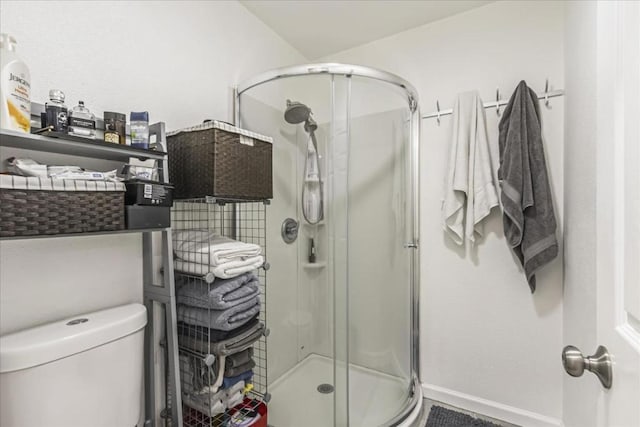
[0,303,147,427]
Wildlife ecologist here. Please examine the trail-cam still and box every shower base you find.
[268,354,412,427]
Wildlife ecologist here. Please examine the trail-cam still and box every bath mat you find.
[425,405,504,427]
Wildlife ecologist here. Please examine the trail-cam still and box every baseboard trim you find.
[421,383,563,427]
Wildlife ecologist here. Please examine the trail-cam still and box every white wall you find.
[323,2,565,425]
[0,0,304,131]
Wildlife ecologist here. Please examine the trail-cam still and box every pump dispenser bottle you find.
[0,33,31,133]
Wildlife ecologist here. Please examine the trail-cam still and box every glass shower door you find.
[329,74,413,426]
[342,75,413,426]
[329,74,351,427]
[238,67,417,427]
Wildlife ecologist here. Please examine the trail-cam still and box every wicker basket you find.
[0,176,125,237]
[167,121,273,201]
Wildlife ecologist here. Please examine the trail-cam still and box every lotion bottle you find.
[0,33,31,133]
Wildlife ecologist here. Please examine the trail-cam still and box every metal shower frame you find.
[233,63,422,427]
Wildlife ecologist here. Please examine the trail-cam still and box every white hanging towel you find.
[442,91,499,245]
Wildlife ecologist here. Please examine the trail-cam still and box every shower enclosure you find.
[235,64,421,427]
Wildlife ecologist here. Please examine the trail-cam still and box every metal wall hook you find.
[436,100,441,126]
[544,79,551,108]
[496,88,501,116]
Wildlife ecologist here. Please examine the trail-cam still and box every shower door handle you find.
[404,242,418,249]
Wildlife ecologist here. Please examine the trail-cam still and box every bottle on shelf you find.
[68,101,96,139]
[44,89,68,132]
[0,33,31,133]
[130,111,149,149]
[104,111,126,144]
[309,238,316,263]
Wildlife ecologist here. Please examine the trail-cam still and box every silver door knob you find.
[562,345,612,389]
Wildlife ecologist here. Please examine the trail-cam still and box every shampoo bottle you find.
[0,33,31,133]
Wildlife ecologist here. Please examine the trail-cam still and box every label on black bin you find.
[126,181,173,207]
[144,183,169,205]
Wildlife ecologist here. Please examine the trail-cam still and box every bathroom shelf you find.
[302,262,326,269]
[0,227,167,241]
[1,106,183,427]
[174,269,217,285]
[0,128,167,162]
[0,121,170,241]
[172,200,269,427]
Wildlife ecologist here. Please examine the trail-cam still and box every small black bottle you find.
[44,89,68,132]
[309,238,316,263]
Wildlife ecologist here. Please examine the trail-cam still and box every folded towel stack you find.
[173,231,265,416]
[178,295,261,332]
[177,273,261,310]
[180,353,250,417]
[173,231,264,279]
[179,348,258,416]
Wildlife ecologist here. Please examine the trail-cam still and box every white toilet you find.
[0,303,147,427]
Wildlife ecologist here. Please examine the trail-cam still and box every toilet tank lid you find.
[0,303,147,373]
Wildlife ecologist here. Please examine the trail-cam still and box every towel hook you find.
[544,78,551,108]
[496,88,501,116]
[436,100,441,126]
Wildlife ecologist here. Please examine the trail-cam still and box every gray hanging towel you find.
[498,80,558,292]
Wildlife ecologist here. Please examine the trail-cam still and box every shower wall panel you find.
[296,123,332,361]
[238,95,300,382]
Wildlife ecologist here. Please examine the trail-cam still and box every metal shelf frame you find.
[171,198,269,427]
[0,227,168,241]
[0,128,167,162]
[143,123,183,427]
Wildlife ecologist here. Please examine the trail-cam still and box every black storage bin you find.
[125,179,174,207]
[125,205,170,229]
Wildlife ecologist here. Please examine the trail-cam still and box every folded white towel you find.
[182,393,225,417]
[173,231,262,266]
[225,380,246,397]
[175,257,264,280]
[442,91,499,246]
[223,380,246,409]
[225,390,244,410]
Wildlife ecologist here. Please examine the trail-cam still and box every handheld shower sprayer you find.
[284,100,324,225]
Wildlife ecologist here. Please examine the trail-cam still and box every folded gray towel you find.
[179,322,265,356]
[226,347,253,368]
[177,296,260,331]
[498,80,558,292]
[179,354,217,394]
[176,273,260,310]
[224,358,255,377]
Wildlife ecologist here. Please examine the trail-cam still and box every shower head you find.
[284,100,311,124]
[285,99,318,132]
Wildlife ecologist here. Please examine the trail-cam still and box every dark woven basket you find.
[0,189,124,237]
[167,127,272,201]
